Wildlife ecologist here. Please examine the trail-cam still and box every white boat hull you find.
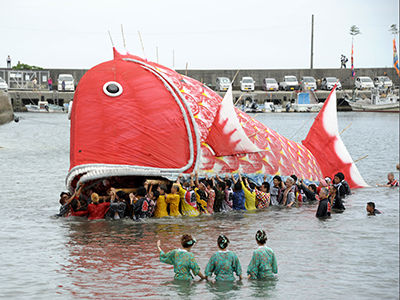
[292,103,323,112]
[25,104,66,113]
[348,101,399,112]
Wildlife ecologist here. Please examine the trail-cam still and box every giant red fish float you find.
[66,48,368,191]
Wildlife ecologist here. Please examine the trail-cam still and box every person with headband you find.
[205,235,243,281]
[157,234,207,281]
[247,230,278,279]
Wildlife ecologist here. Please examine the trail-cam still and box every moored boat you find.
[345,88,399,112]
[292,92,323,112]
[26,100,66,113]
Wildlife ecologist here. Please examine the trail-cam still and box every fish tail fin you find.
[302,87,368,189]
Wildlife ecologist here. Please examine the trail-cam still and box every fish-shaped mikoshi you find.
[66,49,367,191]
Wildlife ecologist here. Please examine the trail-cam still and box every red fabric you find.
[68,210,88,218]
[302,88,364,189]
[70,53,197,172]
[87,202,110,220]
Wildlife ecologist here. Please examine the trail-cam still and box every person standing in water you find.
[205,235,243,281]
[247,230,278,279]
[157,234,207,281]
[377,173,399,187]
[366,202,382,215]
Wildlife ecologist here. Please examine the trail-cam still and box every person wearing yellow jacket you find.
[233,172,257,211]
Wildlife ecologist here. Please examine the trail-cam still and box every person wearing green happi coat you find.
[157,234,207,281]
[247,230,278,279]
[205,235,243,281]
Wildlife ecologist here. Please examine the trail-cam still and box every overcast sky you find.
[1,0,399,70]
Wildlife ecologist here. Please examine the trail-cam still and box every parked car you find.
[240,77,255,92]
[279,76,299,91]
[320,77,342,90]
[374,76,393,88]
[215,77,231,92]
[299,76,317,90]
[0,77,8,92]
[58,74,75,91]
[262,78,279,91]
[355,76,374,90]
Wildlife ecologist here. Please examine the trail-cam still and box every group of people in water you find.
[157,230,277,281]
[56,169,398,220]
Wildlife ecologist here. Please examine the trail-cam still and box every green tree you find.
[12,62,43,70]
[389,24,398,37]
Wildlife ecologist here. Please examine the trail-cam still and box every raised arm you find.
[215,174,224,183]
[194,171,200,189]
[231,174,237,184]
[176,173,183,185]
[190,172,195,187]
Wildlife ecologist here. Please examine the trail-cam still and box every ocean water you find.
[0,111,398,300]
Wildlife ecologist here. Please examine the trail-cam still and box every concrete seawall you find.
[1,67,399,91]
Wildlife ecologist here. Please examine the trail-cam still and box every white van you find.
[240,77,255,92]
[215,77,231,92]
[58,74,75,92]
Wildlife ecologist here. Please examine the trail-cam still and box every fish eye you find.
[103,81,123,97]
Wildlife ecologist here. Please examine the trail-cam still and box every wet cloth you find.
[279,186,296,206]
[154,194,168,218]
[388,179,399,187]
[269,186,281,206]
[87,202,110,220]
[133,197,150,220]
[180,189,200,217]
[329,194,345,211]
[241,182,256,211]
[109,200,126,219]
[249,188,270,209]
[247,246,278,279]
[222,188,233,211]
[213,188,224,213]
[232,189,246,210]
[335,180,351,198]
[194,188,208,214]
[57,203,70,217]
[166,193,181,216]
[316,198,331,218]
[206,188,215,214]
[159,249,200,280]
[205,251,242,281]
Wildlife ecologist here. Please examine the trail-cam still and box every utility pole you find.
[310,14,314,69]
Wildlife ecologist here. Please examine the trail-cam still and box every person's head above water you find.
[366,202,375,213]
[319,187,329,199]
[387,173,395,182]
[334,172,345,184]
[217,235,230,249]
[181,234,196,249]
[255,230,268,245]
[273,175,282,187]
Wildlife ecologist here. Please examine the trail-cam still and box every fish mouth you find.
[66,164,179,191]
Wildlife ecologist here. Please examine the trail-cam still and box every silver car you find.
[299,76,317,90]
[321,77,342,90]
[215,77,231,92]
[355,76,374,90]
[0,77,8,92]
[262,78,279,91]
[374,76,393,88]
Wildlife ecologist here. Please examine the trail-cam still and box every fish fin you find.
[206,85,262,156]
[302,87,368,188]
